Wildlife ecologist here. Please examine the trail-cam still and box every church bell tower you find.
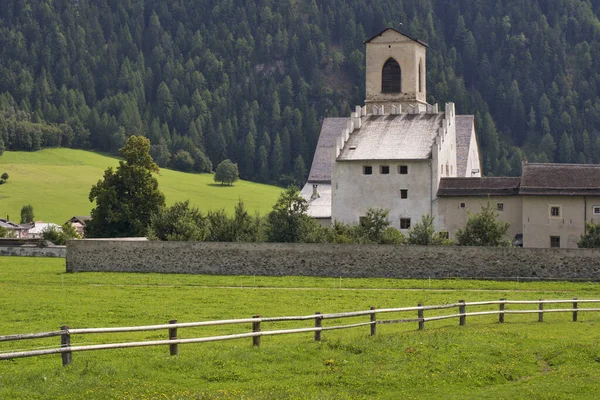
[364,28,428,111]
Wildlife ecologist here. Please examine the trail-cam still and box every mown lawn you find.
[0,148,282,224]
[1,257,600,399]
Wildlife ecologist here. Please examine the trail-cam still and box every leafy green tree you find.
[172,149,195,172]
[455,202,510,246]
[214,159,239,186]
[149,201,207,241]
[1,172,8,181]
[20,205,34,223]
[578,222,600,248]
[358,208,391,243]
[86,136,165,238]
[266,185,314,243]
[407,214,447,245]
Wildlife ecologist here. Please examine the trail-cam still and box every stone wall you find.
[66,240,600,280]
[1,246,66,258]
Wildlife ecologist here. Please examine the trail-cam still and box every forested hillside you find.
[1,0,600,181]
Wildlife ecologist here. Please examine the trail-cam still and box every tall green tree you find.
[86,136,165,238]
[20,205,34,223]
[266,185,314,243]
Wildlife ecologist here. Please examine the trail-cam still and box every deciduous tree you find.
[214,159,239,186]
[455,202,510,246]
[86,136,165,238]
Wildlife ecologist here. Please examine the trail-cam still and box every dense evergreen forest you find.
[1,0,600,182]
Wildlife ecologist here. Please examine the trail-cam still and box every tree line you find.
[2,0,600,183]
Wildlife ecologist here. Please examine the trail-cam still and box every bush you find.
[42,223,80,245]
[407,214,448,245]
[149,201,207,241]
[578,222,600,248]
[455,202,510,246]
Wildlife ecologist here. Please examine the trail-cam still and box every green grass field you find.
[0,149,282,224]
[1,257,600,399]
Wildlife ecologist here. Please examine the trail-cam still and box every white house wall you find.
[332,159,433,231]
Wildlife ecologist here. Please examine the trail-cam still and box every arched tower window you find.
[382,58,401,93]
[418,60,423,93]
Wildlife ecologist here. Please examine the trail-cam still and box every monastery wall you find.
[67,240,600,280]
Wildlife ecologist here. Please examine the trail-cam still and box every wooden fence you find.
[1,298,598,367]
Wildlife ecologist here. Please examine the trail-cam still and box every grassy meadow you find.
[1,257,600,398]
[0,149,282,224]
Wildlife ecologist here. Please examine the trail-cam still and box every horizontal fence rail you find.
[0,298,597,366]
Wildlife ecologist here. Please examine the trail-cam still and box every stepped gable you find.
[520,163,600,195]
[337,113,444,161]
[455,115,475,177]
[437,177,521,197]
[307,118,349,182]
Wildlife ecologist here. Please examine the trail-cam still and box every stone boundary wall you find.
[66,240,600,280]
[1,246,66,258]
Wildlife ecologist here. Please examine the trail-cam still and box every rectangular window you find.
[497,203,504,212]
[363,166,372,175]
[439,231,449,240]
[460,202,466,208]
[359,216,366,226]
[550,206,561,217]
[380,165,390,174]
[400,218,411,229]
[398,165,408,174]
[593,206,600,215]
[550,236,561,248]
[400,189,408,199]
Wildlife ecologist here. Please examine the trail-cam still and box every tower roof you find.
[364,28,428,47]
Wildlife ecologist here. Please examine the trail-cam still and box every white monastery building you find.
[302,27,600,249]
[302,28,482,231]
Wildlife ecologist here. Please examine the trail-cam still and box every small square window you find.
[363,166,372,175]
[400,189,408,199]
[400,218,411,229]
[497,203,504,212]
[380,165,390,174]
[439,231,449,240]
[550,206,560,217]
[399,165,408,174]
[593,206,600,215]
[460,202,466,208]
[550,236,560,248]
[359,216,367,226]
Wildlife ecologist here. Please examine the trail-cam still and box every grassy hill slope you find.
[0,149,282,224]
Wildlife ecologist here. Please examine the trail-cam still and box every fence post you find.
[252,315,261,347]
[573,298,578,322]
[499,299,505,323]
[370,306,376,336]
[417,303,424,330]
[538,300,543,323]
[60,325,72,366]
[168,319,178,356]
[314,312,322,342]
[459,300,466,326]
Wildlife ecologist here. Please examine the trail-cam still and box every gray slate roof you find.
[520,163,600,195]
[301,183,332,219]
[437,177,521,197]
[337,113,444,161]
[307,118,349,182]
[455,115,475,177]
